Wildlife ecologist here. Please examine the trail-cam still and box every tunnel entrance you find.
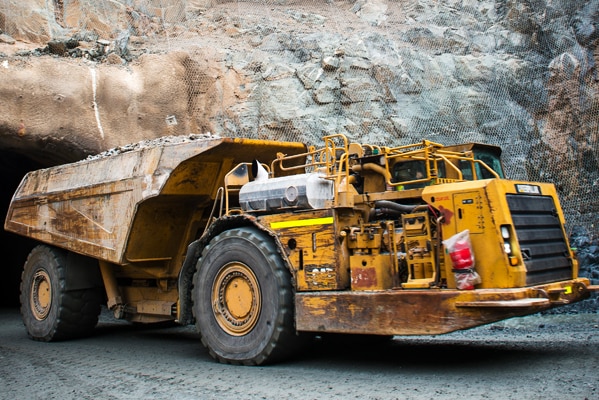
[0,152,45,306]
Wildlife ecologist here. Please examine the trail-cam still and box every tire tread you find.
[20,245,101,342]
[193,228,301,365]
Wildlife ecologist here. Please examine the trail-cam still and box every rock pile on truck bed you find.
[85,133,218,161]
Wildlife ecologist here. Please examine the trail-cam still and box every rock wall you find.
[0,0,598,298]
[0,53,200,163]
[2,0,598,214]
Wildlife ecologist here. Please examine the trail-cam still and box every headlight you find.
[500,225,510,239]
[504,243,512,254]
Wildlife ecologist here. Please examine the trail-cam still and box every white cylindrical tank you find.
[239,173,334,211]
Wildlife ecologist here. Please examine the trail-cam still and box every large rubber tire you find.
[192,227,300,365]
[20,245,102,342]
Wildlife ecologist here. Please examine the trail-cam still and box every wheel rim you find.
[212,262,261,336]
[30,269,52,321]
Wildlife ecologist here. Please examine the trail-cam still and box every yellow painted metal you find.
[346,221,396,290]
[421,178,575,289]
[211,262,261,336]
[5,137,306,268]
[347,230,382,252]
[259,209,348,291]
[401,211,437,288]
[98,261,123,312]
[119,285,179,323]
[30,270,51,321]
[136,300,176,316]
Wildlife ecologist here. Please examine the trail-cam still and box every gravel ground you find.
[1,307,598,400]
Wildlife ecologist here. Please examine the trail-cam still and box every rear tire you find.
[192,227,300,365]
[20,245,102,341]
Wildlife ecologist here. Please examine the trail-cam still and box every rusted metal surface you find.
[295,278,592,335]
[258,209,349,291]
[4,137,306,266]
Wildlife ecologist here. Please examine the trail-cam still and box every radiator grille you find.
[506,194,572,286]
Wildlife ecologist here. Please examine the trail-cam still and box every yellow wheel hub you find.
[30,270,52,321]
[212,262,261,336]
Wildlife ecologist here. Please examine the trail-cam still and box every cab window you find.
[474,150,504,179]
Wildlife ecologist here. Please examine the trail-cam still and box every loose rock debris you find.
[7,31,137,63]
[86,133,218,161]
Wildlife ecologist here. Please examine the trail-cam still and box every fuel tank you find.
[239,173,334,212]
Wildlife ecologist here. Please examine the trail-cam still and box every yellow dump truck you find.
[5,134,597,365]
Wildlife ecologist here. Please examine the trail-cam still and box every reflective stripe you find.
[270,216,334,229]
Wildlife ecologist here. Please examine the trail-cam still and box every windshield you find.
[474,149,504,179]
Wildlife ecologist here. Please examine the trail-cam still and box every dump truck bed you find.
[5,135,307,264]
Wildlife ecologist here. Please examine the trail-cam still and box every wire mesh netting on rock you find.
[1,0,598,239]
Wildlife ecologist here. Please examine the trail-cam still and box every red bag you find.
[443,230,481,290]
[449,247,473,270]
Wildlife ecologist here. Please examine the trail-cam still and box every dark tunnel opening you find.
[0,152,46,306]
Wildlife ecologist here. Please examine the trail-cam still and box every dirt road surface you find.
[1,307,598,400]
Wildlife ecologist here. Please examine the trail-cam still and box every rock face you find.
[0,0,598,296]
[0,52,198,163]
